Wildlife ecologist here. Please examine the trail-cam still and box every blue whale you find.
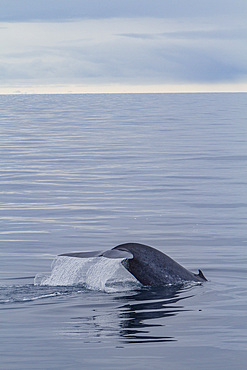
[59,242,207,286]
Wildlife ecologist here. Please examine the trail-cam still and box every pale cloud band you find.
[0,1,247,93]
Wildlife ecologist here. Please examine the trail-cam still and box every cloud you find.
[119,28,247,41]
[0,2,247,92]
[1,0,247,22]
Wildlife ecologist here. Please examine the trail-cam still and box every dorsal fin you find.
[196,269,207,281]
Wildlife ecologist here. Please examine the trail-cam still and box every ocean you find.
[0,93,247,369]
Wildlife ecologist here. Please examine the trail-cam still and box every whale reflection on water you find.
[116,286,192,343]
[67,285,193,344]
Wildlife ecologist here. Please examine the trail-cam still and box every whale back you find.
[113,243,206,285]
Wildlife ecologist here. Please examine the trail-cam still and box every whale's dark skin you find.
[113,243,207,285]
[59,242,207,286]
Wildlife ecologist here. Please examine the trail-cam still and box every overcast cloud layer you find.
[1,0,247,93]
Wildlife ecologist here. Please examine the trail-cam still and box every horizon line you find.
[0,82,246,95]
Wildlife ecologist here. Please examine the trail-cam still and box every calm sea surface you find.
[0,93,247,369]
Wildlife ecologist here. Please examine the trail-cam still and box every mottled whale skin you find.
[60,242,207,286]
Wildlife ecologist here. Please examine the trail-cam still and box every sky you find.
[0,0,247,93]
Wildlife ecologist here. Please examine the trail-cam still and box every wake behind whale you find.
[35,243,207,290]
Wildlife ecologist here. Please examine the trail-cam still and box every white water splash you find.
[34,256,138,292]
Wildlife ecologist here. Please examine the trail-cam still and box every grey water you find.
[0,93,247,369]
